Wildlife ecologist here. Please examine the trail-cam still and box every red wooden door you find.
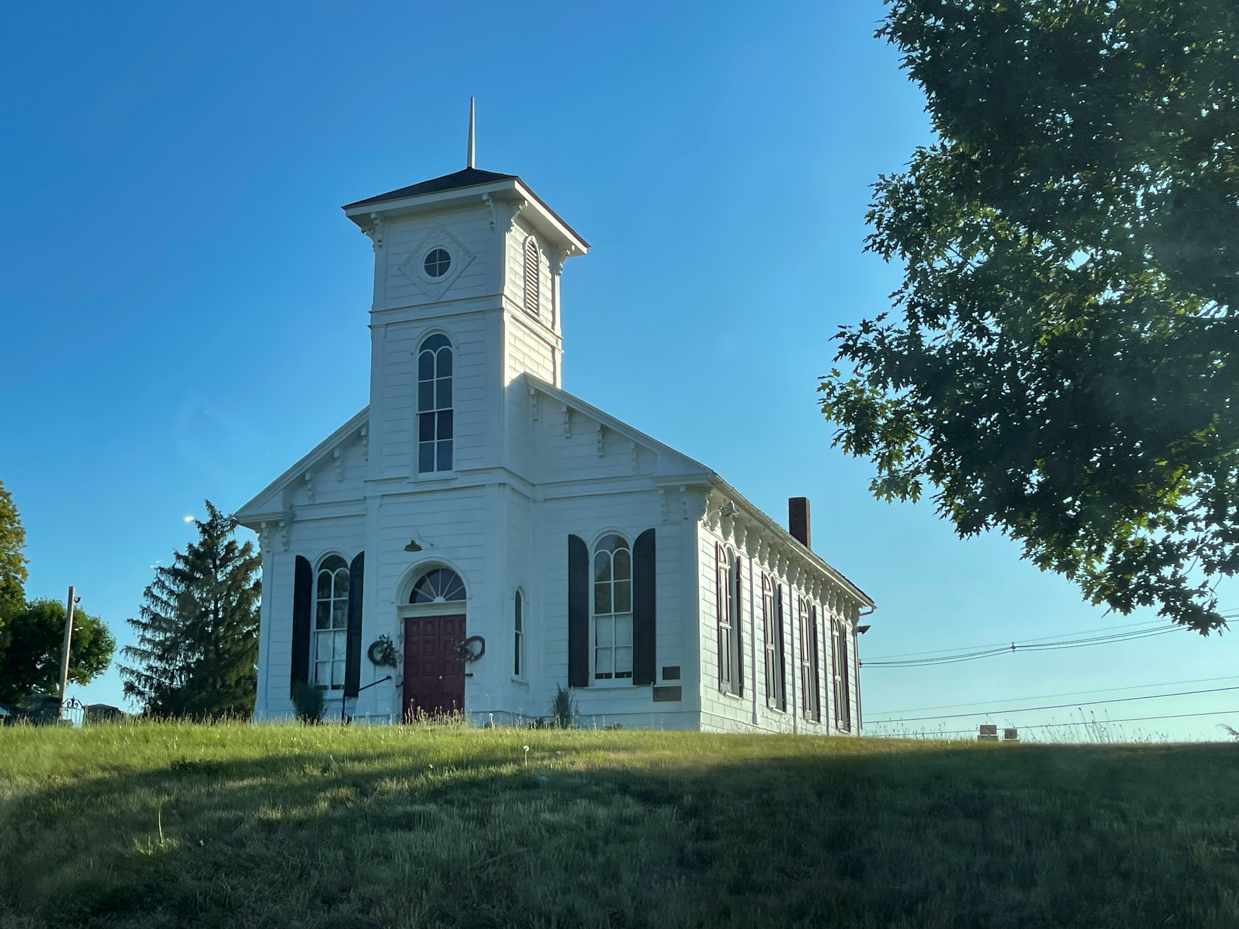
[402,614,466,721]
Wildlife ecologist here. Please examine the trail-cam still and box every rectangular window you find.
[834,621,851,731]
[798,598,819,721]
[763,576,785,710]
[418,413,435,473]
[717,548,741,695]
[594,614,633,678]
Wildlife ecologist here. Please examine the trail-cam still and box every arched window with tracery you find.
[593,534,632,680]
[523,235,540,316]
[409,567,466,604]
[313,554,349,689]
[417,334,453,473]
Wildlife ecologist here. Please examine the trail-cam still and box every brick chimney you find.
[788,497,810,549]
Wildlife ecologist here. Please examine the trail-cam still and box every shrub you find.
[550,683,575,729]
[290,682,325,724]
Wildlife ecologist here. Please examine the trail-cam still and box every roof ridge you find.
[343,168,519,209]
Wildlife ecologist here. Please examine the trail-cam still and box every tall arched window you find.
[523,235,540,316]
[314,554,349,690]
[593,534,632,680]
[417,334,453,473]
[514,589,525,678]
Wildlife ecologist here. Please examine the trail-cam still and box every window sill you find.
[718,689,745,701]
[511,676,529,686]
[581,679,642,690]
[412,471,457,485]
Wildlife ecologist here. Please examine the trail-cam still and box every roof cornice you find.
[703,475,875,611]
[343,176,589,254]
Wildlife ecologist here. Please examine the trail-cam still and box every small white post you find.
[58,586,75,715]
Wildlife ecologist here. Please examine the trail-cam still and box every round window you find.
[423,248,452,278]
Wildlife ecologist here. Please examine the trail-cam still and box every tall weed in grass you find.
[869,709,1172,744]
[3,721,1239,928]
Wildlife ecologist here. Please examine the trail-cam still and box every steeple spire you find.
[466,97,475,169]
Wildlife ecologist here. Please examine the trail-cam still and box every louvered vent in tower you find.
[523,235,540,316]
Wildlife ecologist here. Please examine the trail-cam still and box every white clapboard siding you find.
[382,211,497,311]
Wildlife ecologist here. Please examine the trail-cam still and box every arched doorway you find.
[401,567,467,721]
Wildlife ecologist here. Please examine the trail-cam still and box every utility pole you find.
[58,586,76,717]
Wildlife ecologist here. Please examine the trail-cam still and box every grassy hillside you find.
[2,723,1238,928]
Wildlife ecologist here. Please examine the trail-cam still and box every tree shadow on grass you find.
[3,735,1239,929]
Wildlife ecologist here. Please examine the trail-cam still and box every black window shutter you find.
[344,552,365,698]
[734,557,743,695]
[715,543,723,688]
[811,605,821,722]
[290,555,312,696]
[632,529,656,685]
[776,585,786,711]
[568,534,589,687]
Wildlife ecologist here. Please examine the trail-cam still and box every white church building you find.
[236,134,875,734]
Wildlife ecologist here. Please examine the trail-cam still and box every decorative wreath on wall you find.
[366,635,400,668]
[456,635,486,664]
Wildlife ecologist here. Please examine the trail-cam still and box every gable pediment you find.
[234,407,369,525]
[526,377,713,483]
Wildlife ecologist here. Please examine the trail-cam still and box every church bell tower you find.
[340,103,589,482]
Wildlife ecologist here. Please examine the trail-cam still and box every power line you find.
[862,611,1239,668]
[907,707,1239,738]
[868,674,1239,717]
[863,618,1179,662]
[868,683,1239,724]
[861,624,1182,668]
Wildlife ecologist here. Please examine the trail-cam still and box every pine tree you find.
[120,501,261,718]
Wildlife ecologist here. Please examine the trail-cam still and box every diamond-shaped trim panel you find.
[398,225,476,302]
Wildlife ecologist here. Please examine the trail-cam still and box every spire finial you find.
[467,97,475,169]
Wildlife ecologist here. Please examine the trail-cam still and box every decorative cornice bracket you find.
[367,213,384,251]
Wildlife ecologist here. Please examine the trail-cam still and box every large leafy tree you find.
[120,501,261,717]
[0,480,28,637]
[819,0,1239,632]
[0,599,115,706]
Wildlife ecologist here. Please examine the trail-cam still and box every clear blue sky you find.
[4,0,1236,739]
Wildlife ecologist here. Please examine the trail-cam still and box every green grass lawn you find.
[2,723,1239,928]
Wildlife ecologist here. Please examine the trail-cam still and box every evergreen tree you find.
[120,501,261,717]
